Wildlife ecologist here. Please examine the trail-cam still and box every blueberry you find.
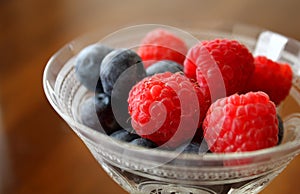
[75,44,113,93]
[277,114,284,145]
[177,139,210,154]
[146,60,183,76]
[182,142,201,153]
[130,138,157,148]
[79,93,121,134]
[79,96,102,132]
[110,129,140,142]
[100,49,146,129]
[100,48,146,95]
[95,93,121,135]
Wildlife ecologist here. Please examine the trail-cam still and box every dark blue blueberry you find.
[79,93,121,135]
[100,48,146,95]
[100,49,147,129]
[182,142,201,153]
[79,96,102,132]
[75,44,113,93]
[95,93,121,135]
[146,60,183,76]
[110,129,140,142]
[278,114,284,145]
[177,139,210,154]
[130,138,157,148]
[169,139,220,167]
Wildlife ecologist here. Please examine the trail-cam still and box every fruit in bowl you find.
[76,27,292,154]
[43,24,300,194]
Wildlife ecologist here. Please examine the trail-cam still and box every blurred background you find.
[0,0,300,193]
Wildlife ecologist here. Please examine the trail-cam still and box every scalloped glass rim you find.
[43,23,300,163]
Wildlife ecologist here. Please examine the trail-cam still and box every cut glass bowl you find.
[43,24,300,194]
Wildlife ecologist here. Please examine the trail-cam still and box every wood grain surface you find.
[1,0,300,193]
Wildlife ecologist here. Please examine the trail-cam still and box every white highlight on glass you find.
[254,31,288,61]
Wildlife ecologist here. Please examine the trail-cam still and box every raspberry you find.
[137,29,188,68]
[184,39,254,99]
[203,91,278,153]
[245,56,293,105]
[128,72,210,148]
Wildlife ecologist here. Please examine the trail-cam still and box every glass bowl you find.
[43,24,300,194]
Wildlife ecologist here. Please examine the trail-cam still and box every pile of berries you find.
[76,28,292,154]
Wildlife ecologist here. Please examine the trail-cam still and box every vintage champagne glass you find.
[43,24,300,194]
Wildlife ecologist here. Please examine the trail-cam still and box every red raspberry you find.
[203,91,278,153]
[137,29,188,68]
[184,39,254,99]
[245,56,293,105]
[128,72,210,148]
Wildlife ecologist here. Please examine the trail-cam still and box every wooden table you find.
[1,0,300,193]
